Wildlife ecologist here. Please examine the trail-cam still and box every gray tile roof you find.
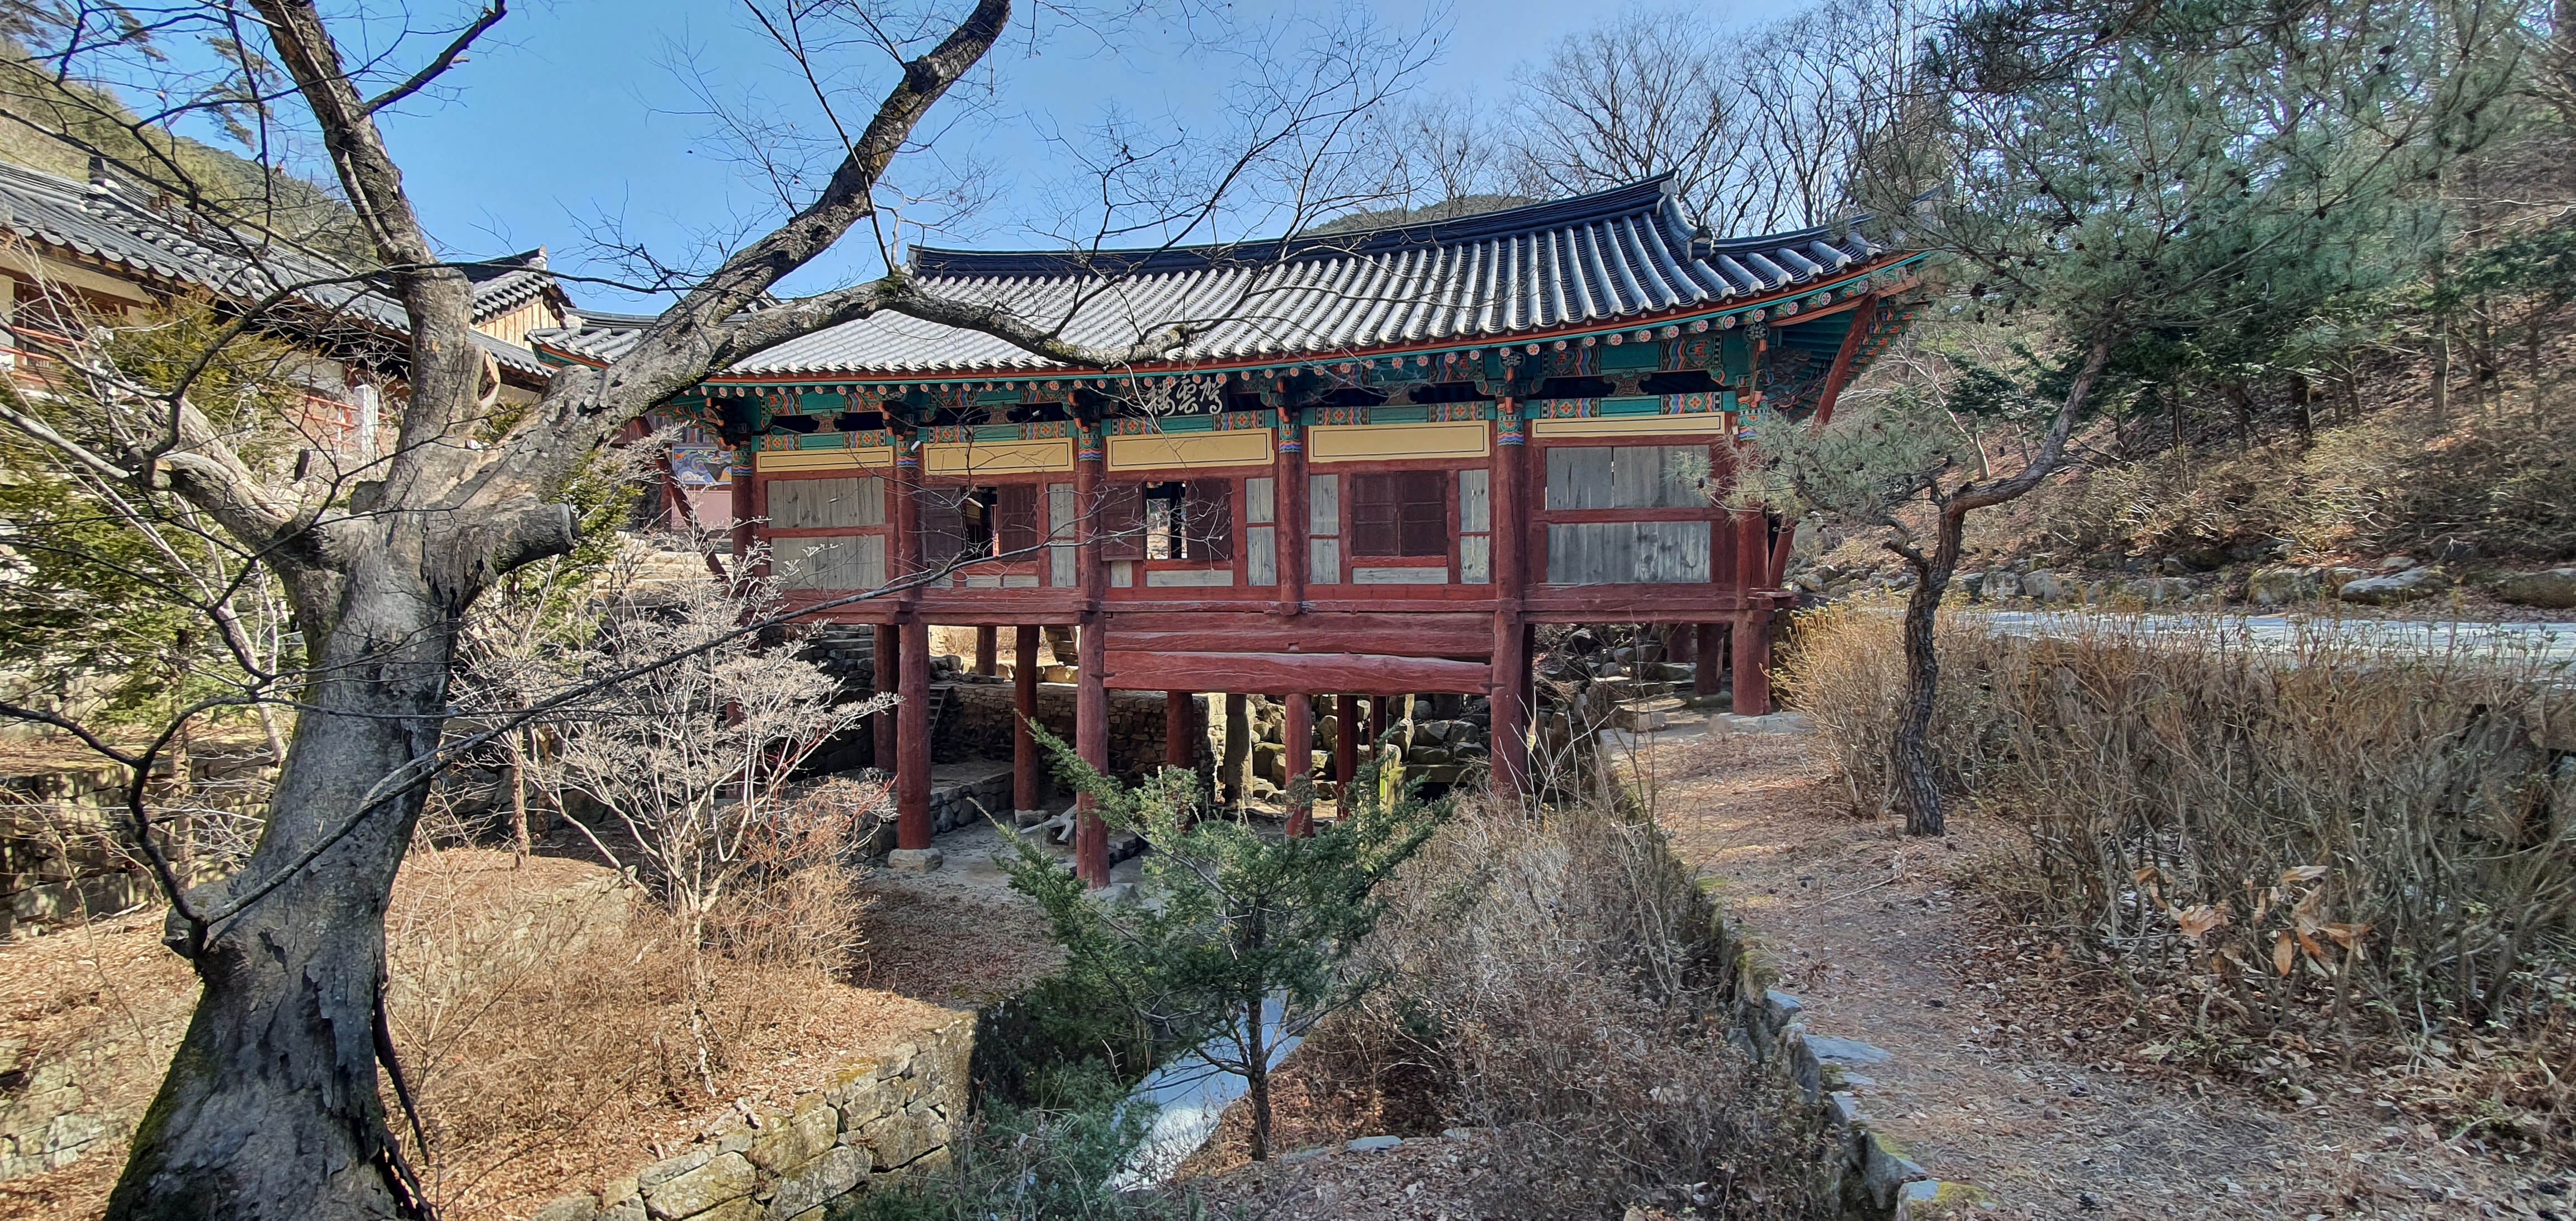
[532,176,1892,379]
[0,160,552,376]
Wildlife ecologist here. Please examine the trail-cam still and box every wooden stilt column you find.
[1694,623,1725,699]
[1732,608,1772,716]
[1732,509,1773,716]
[1334,693,1360,792]
[1284,693,1314,837]
[873,626,898,769]
[893,433,933,851]
[1488,403,1531,796]
[1222,693,1249,806]
[1076,624,1109,879]
[1166,691,1194,770]
[1013,625,1041,818]
[1074,418,1111,885]
[1491,618,1530,794]
[974,626,997,676]
[897,618,932,848]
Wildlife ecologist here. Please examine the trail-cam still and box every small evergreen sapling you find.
[1001,723,1450,1162]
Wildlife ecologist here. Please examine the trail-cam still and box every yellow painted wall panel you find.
[1309,421,1490,463]
[924,437,1075,476]
[755,447,893,473]
[1106,428,1273,471]
[1531,413,1733,439]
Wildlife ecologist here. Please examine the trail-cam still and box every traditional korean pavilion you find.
[532,176,1924,883]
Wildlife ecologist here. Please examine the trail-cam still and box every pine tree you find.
[1001,723,1450,1162]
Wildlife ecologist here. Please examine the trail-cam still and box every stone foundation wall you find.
[1,751,269,941]
[1705,908,1946,1219]
[927,768,1011,835]
[533,1014,974,1221]
[943,683,1214,784]
[0,1044,123,1181]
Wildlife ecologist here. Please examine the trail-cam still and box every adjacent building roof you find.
[532,176,1894,379]
[0,160,556,376]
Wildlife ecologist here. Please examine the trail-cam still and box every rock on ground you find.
[2496,569,2576,610]
[2337,566,2452,605]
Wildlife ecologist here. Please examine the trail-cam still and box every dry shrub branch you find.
[1348,793,1834,1219]
[1790,603,2576,1134]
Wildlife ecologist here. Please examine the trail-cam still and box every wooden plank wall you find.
[768,476,886,528]
[1540,444,1716,584]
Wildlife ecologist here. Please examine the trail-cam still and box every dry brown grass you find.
[1313,794,1836,1220]
[1,848,965,1221]
[0,910,197,1221]
[1787,602,2576,1150]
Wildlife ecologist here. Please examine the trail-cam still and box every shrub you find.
[1789,604,2576,1073]
[1347,793,1834,1219]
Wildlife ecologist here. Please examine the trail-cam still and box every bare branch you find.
[360,2,509,118]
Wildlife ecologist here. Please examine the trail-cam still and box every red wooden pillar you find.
[873,626,899,768]
[893,437,932,848]
[1488,403,1530,796]
[1732,608,1772,716]
[974,626,997,676]
[1073,419,1111,884]
[897,618,932,848]
[1277,413,1307,612]
[1694,623,1726,698]
[1284,693,1314,837]
[1490,621,1529,794]
[1334,692,1360,792]
[1732,509,1773,716]
[1013,624,1041,816]
[1166,691,1194,770]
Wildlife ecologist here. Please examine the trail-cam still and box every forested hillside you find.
[0,39,371,266]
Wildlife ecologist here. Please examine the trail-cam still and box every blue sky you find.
[337,0,1753,310]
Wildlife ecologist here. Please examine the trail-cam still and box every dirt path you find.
[1644,727,2563,1221]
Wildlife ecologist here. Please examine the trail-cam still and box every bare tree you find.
[1507,8,1744,215]
[1375,2,1923,233]
[0,2,1427,1215]
[546,553,878,1093]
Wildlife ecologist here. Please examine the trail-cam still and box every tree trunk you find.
[2432,331,2452,423]
[109,561,455,1221]
[2529,307,2547,415]
[1888,507,1966,838]
[1244,1003,1272,1162]
[2290,372,2315,449]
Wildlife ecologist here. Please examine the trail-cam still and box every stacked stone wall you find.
[1,751,268,941]
[533,1014,974,1221]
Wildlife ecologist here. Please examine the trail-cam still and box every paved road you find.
[1969,610,2576,666]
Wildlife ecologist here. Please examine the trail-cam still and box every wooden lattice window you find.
[1098,483,1146,560]
[994,483,1042,555]
[1179,481,1233,561]
[1350,471,1447,558]
[920,488,972,568]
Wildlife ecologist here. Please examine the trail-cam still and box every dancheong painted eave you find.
[527,176,1919,385]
